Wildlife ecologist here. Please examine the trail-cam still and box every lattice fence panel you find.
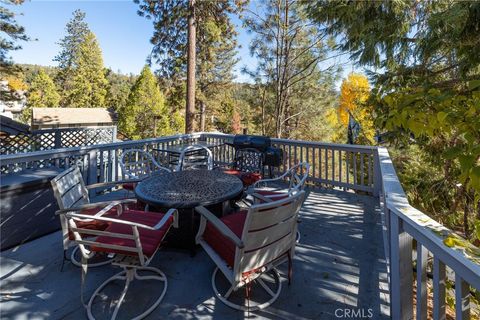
[0,127,116,155]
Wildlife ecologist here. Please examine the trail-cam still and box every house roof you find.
[32,108,116,126]
[0,115,30,135]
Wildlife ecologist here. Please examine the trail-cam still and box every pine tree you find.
[0,0,29,75]
[53,9,90,104]
[135,0,244,133]
[118,66,170,139]
[63,31,108,108]
[21,70,60,122]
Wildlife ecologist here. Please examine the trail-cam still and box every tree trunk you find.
[464,190,472,238]
[185,0,196,133]
[261,86,266,136]
[200,101,206,131]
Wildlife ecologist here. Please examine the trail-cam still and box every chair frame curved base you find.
[87,266,167,320]
[211,267,282,311]
[70,246,114,268]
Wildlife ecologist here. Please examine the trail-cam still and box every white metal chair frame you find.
[195,191,306,311]
[66,207,178,320]
[175,144,213,171]
[119,149,170,180]
[51,166,141,269]
[248,162,310,243]
[249,162,310,199]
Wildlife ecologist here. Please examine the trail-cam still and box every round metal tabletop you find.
[135,169,244,209]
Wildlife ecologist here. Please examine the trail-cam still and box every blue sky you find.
[10,0,256,82]
[9,0,353,84]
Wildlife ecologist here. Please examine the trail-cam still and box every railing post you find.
[416,243,428,320]
[54,130,62,149]
[88,150,98,198]
[455,274,470,319]
[433,257,446,320]
[373,148,381,197]
[390,212,413,320]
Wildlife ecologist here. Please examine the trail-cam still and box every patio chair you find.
[119,149,170,190]
[221,147,264,187]
[175,144,213,171]
[248,162,310,243]
[65,205,178,320]
[51,166,141,269]
[248,162,310,202]
[195,191,306,311]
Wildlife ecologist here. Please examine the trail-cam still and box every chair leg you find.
[211,267,282,311]
[87,266,167,320]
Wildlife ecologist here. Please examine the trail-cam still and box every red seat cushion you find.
[222,170,262,187]
[203,211,247,267]
[68,206,118,240]
[91,210,173,258]
[122,182,137,191]
[241,172,262,187]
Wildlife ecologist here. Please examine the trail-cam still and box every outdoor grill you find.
[231,134,271,152]
[230,134,283,175]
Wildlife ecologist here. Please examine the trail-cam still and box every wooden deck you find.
[0,187,390,319]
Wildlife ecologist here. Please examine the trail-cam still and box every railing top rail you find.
[30,126,117,134]
[201,132,378,152]
[378,147,480,289]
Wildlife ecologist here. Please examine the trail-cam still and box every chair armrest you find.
[86,179,142,190]
[195,206,244,248]
[55,199,137,215]
[252,170,291,188]
[153,208,179,230]
[250,192,274,203]
[66,210,173,231]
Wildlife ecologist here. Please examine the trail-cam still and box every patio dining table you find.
[135,169,243,253]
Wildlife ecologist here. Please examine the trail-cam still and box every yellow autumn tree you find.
[338,73,375,144]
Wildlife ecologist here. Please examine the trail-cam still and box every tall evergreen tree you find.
[63,31,108,108]
[21,70,60,122]
[118,66,170,139]
[135,0,244,133]
[0,0,29,75]
[1,0,29,103]
[53,9,91,106]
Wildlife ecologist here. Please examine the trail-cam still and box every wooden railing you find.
[0,132,478,319]
[0,133,202,179]
[377,147,480,320]
[203,133,378,194]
